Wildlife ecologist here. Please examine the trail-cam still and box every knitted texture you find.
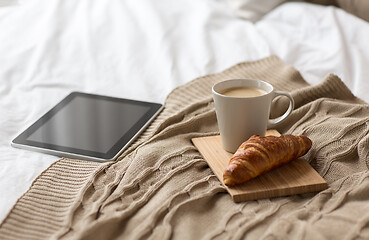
[1,55,368,239]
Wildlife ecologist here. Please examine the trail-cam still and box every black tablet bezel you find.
[11,92,163,161]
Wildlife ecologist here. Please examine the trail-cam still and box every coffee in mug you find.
[212,79,294,153]
[219,86,268,98]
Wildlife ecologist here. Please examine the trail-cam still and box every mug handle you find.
[267,91,294,129]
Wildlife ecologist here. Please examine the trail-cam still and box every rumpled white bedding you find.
[1,0,369,222]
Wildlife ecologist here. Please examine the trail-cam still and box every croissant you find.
[223,134,312,186]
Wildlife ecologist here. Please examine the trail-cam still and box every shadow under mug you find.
[212,79,294,153]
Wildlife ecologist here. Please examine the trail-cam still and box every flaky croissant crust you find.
[223,134,312,186]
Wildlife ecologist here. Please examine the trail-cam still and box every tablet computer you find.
[11,92,163,162]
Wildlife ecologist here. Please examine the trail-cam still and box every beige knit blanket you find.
[1,56,369,240]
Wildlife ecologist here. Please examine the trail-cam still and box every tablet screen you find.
[12,92,163,161]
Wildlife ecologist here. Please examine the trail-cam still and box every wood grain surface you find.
[192,130,328,202]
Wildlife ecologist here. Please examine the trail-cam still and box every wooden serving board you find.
[192,130,328,202]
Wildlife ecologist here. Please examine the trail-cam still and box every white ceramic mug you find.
[212,79,294,153]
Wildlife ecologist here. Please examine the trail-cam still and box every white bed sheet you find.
[1,0,369,222]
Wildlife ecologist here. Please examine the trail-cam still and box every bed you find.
[1,0,369,239]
